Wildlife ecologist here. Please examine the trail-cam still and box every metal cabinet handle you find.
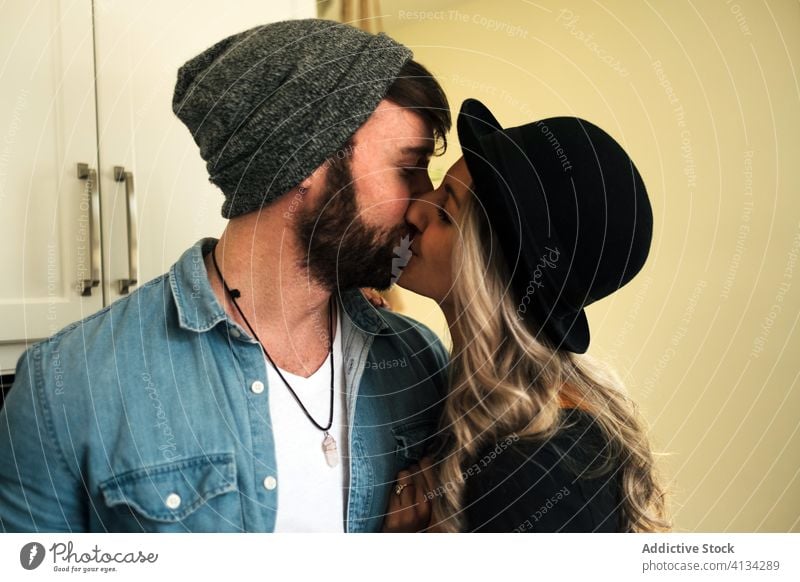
[76,163,101,296]
[114,166,138,294]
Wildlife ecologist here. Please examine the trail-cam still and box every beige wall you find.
[329,0,800,532]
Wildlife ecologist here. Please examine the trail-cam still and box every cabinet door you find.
[92,0,316,304]
[0,0,103,372]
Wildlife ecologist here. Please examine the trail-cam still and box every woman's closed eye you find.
[437,204,452,224]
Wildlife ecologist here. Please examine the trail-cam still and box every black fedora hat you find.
[457,99,653,353]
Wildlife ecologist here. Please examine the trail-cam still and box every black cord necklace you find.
[210,244,340,468]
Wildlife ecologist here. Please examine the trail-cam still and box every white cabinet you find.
[0,0,102,372]
[0,0,316,373]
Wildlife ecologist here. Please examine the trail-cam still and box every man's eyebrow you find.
[399,144,434,157]
[444,182,461,209]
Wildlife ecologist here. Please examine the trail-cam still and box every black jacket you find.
[464,409,622,532]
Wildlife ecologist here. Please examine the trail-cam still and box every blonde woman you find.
[381,99,669,533]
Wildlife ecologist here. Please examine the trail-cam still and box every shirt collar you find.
[169,237,391,335]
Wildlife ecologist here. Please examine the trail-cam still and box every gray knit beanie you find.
[172,19,413,218]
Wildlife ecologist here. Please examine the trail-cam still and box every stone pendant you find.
[322,431,339,468]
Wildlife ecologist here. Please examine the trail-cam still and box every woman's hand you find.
[360,288,390,310]
[381,456,437,532]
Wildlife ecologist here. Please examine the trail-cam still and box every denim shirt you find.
[0,238,449,532]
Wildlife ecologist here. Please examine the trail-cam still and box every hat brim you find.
[456,98,591,354]
[544,307,590,354]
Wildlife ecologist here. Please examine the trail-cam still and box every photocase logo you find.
[516,246,560,320]
[390,234,413,285]
[20,542,46,570]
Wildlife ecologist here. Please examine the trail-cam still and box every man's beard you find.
[295,155,409,293]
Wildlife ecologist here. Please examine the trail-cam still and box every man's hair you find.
[384,60,451,155]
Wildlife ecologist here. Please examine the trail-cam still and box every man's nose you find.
[417,173,433,196]
[408,171,433,201]
[405,189,435,231]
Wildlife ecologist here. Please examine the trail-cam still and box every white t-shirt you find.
[267,311,348,532]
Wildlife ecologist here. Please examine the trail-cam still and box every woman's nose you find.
[405,188,437,232]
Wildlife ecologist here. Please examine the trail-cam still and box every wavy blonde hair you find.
[428,191,670,533]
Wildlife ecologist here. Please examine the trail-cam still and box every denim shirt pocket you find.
[98,453,240,531]
[391,419,438,465]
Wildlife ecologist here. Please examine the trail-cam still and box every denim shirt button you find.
[230,327,241,338]
[263,475,277,490]
[251,380,265,394]
[165,493,182,509]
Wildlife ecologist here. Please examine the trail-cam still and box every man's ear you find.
[299,175,313,191]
